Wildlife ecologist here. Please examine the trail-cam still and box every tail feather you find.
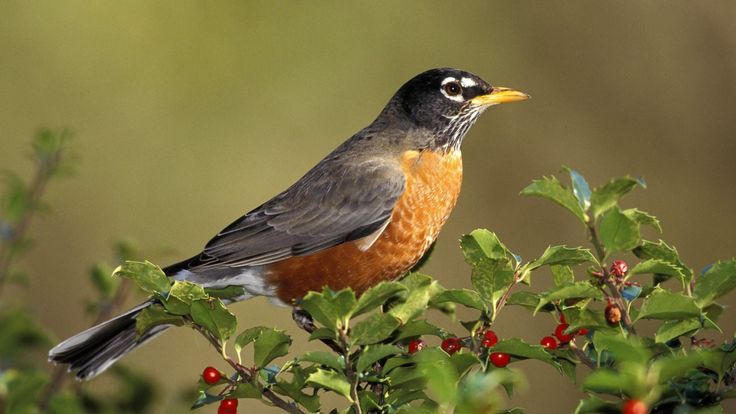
[49,300,168,380]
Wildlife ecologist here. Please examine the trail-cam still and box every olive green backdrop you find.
[1,1,735,413]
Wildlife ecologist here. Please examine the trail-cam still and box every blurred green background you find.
[2,1,735,412]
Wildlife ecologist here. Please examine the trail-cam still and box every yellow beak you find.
[470,87,530,107]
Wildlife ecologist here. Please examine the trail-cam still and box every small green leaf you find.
[589,175,646,218]
[164,281,207,315]
[113,260,170,296]
[300,351,345,371]
[623,208,662,233]
[388,273,437,323]
[88,262,116,298]
[356,344,402,373]
[332,289,358,325]
[306,368,353,401]
[190,299,237,342]
[655,318,702,344]
[599,207,641,254]
[574,394,619,414]
[637,288,701,320]
[582,369,625,394]
[354,281,407,316]
[393,320,443,341]
[190,390,222,409]
[460,229,511,262]
[564,167,592,211]
[629,259,686,283]
[520,175,587,223]
[309,327,337,341]
[431,288,485,310]
[450,352,480,376]
[529,245,597,270]
[135,304,184,337]
[205,285,246,300]
[300,290,339,330]
[592,332,650,365]
[551,265,575,287]
[351,313,401,346]
[253,328,291,368]
[230,382,261,399]
[234,326,267,357]
[536,282,603,312]
[633,240,692,282]
[694,259,736,307]
[507,291,548,311]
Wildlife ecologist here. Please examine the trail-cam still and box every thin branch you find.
[569,343,596,370]
[494,269,525,317]
[292,308,343,354]
[339,329,362,414]
[189,319,305,414]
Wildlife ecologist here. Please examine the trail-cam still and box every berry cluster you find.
[201,367,239,414]
[408,329,511,368]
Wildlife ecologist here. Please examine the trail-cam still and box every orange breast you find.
[266,150,463,304]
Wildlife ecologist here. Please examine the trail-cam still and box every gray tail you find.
[48,300,167,380]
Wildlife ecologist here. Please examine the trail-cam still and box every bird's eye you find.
[443,81,462,97]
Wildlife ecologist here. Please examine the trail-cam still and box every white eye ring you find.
[440,77,464,102]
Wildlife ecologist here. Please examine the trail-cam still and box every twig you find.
[338,329,362,414]
[586,222,637,335]
[189,318,305,414]
[0,150,60,296]
[569,343,596,370]
[292,308,343,354]
[494,269,525,317]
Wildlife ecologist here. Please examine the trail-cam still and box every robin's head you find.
[384,68,529,151]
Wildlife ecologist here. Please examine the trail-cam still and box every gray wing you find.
[171,158,405,272]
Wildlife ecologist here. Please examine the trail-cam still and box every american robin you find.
[49,68,528,379]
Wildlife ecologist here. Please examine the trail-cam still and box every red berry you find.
[481,330,498,347]
[441,337,461,355]
[202,366,221,385]
[554,323,575,343]
[610,260,629,277]
[218,398,238,414]
[621,399,648,414]
[408,338,425,354]
[489,352,511,367]
[540,336,558,350]
[578,328,589,336]
[605,303,622,324]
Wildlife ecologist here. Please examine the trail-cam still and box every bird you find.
[49,67,529,380]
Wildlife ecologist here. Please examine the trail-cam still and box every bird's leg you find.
[291,307,343,354]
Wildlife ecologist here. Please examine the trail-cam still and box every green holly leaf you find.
[190,390,222,409]
[623,208,662,233]
[574,395,619,414]
[300,289,340,331]
[299,351,345,371]
[234,326,267,359]
[599,207,641,254]
[205,285,246,300]
[431,288,485,310]
[582,369,625,394]
[520,175,587,224]
[633,240,692,282]
[460,230,516,318]
[654,318,702,344]
[564,167,592,211]
[506,291,549,311]
[190,299,237,342]
[230,382,261,399]
[460,229,512,262]
[356,344,402,373]
[393,320,443,341]
[551,265,575,286]
[388,273,438,323]
[135,303,184,337]
[536,282,603,312]
[528,245,597,270]
[637,288,701,320]
[253,328,291,368]
[589,175,646,218]
[354,281,407,316]
[163,281,207,315]
[306,368,353,401]
[592,331,650,365]
[113,260,170,296]
[629,259,686,283]
[351,313,401,346]
[694,259,736,307]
